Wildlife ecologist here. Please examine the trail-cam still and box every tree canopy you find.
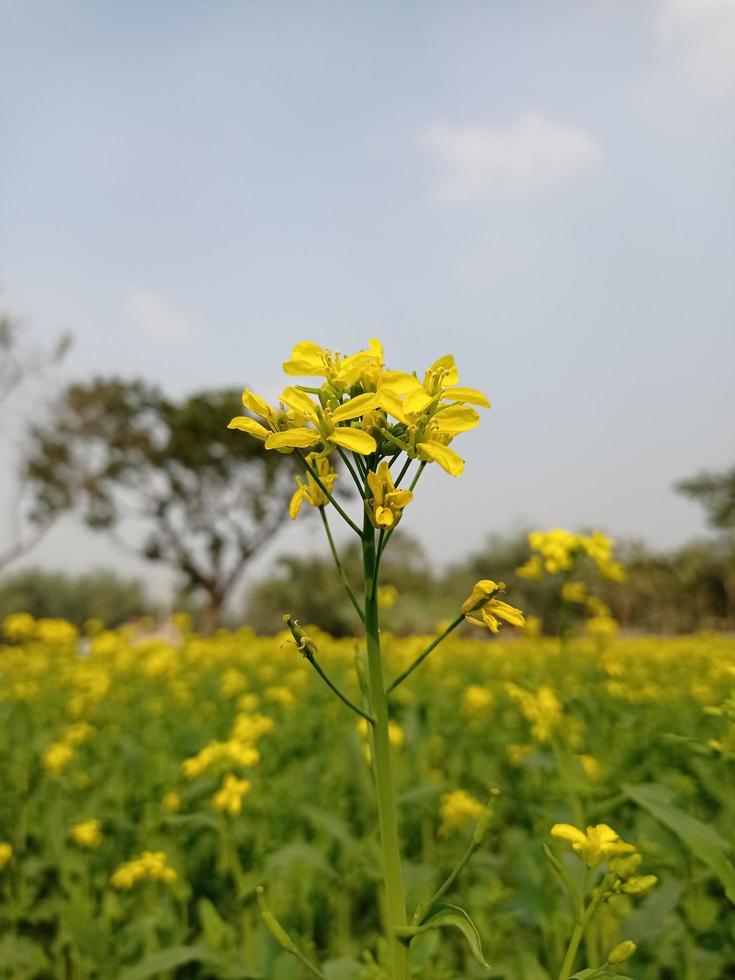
[25,378,297,630]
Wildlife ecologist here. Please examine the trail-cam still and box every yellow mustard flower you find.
[162,791,181,813]
[461,580,525,633]
[70,819,103,849]
[110,851,177,889]
[42,742,74,776]
[561,580,588,604]
[377,583,398,609]
[0,842,13,871]
[366,460,413,529]
[2,612,36,641]
[212,774,251,816]
[438,789,485,837]
[550,823,636,868]
[228,388,318,453]
[290,453,338,518]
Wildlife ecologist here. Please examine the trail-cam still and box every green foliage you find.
[0,566,151,627]
[3,626,735,977]
[677,466,735,532]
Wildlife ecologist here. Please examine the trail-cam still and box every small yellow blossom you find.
[212,774,251,816]
[550,823,636,868]
[110,851,177,889]
[163,792,181,813]
[2,612,36,641]
[461,580,525,633]
[366,461,413,529]
[70,820,103,849]
[561,580,587,604]
[43,742,74,776]
[377,584,398,609]
[439,789,485,837]
[0,842,13,871]
[290,453,338,518]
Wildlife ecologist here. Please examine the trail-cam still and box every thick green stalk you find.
[362,516,409,980]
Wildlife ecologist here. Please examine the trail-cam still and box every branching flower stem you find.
[319,507,365,623]
[386,612,465,694]
[412,835,482,925]
[297,451,361,535]
[335,447,368,498]
[307,653,375,724]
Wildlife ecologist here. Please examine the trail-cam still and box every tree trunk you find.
[201,591,224,635]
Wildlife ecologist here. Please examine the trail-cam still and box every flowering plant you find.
[228,340,527,977]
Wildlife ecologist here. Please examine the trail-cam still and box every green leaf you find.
[323,958,365,980]
[395,901,490,970]
[198,896,232,950]
[623,782,735,903]
[116,945,260,980]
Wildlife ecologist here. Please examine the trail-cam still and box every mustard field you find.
[2,615,735,979]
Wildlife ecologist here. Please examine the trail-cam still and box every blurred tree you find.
[677,466,735,532]
[0,567,151,627]
[246,532,450,635]
[24,379,297,632]
[676,465,735,625]
[0,307,71,571]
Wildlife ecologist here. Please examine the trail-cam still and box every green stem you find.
[362,516,409,980]
[557,918,585,980]
[306,652,375,724]
[386,612,465,694]
[336,447,368,498]
[319,507,365,623]
[298,451,361,535]
[413,836,479,925]
[257,886,325,978]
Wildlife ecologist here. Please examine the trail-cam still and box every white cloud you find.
[657,0,735,98]
[419,112,602,204]
[126,287,194,341]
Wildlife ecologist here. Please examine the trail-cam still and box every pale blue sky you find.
[1,1,734,597]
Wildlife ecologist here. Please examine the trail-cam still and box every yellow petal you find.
[403,389,433,415]
[550,823,586,844]
[417,441,465,476]
[331,392,380,423]
[265,428,321,450]
[282,341,325,376]
[388,490,413,509]
[227,417,269,441]
[432,406,480,435]
[380,371,423,395]
[329,427,377,455]
[241,389,275,419]
[430,354,459,386]
[443,386,491,409]
[280,387,319,419]
[376,389,410,425]
[289,487,306,519]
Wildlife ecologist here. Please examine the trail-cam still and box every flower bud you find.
[608,940,636,964]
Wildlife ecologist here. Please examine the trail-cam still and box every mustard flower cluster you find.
[181,711,273,778]
[228,339,491,481]
[70,819,103,849]
[110,851,177,889]
[461,580,525,634]
[551,823,657,895]
[438,789,486,838]
[517,529,625,582]
[212,774,251,816]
